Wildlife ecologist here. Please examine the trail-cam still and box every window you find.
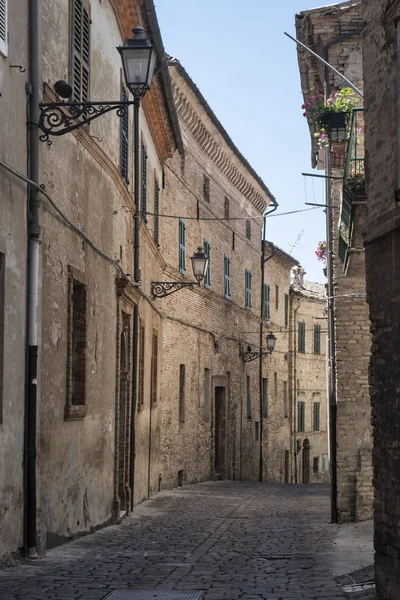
[203,174,210,201]
[179,364,185,422]
[247,376,251,419]
[224,197,230,220]
[313,457,319,473]
[262,378,268,419]
[274,372,278,396]
[245,269,252,310]
[0,253,4,423]
[285,293,289,327]
[0,0,8,57]
[224,254,231,299]
[120,81,129,183]
[246,218,251,240]
[263,284,270,320]
[179,219,186,273]
[71,0,91,102]
[297,401,305,432]
[154,177,160,244]
[322,453,328,472]
[150,333,158,408]
[141,141,147,221]
[313,401,320,432]
[275,285,279,310]
[204,240,211,288]
[204,368,210,422]
[298,322,306,353]
[66,268,87,417]
[138,322,145,411]
[283,381,288,418]
[314,324,321,355]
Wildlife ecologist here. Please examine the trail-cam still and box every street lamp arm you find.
[38,100,138,143]
[151,281,199,299]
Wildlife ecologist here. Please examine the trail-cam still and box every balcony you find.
[338,108,366,265]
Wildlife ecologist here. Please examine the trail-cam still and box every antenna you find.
[289,229,304,255]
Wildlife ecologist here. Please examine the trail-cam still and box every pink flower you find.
[320,133,327,139]
[318,93,324,99]
[305,102,311,108]
[309,96,315,102]
[303,112,308,117]
[301,104,306,109]
[327,98,334,105]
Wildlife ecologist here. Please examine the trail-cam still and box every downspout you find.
[292,301,300,484]
[324,30,360,524]
[26,0,42,558]
[259,202,277,483]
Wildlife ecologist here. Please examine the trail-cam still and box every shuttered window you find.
[298,322,306,353]
[297,401,305,432]
[314,324,321,355]
[263,284,270,320]
[120,82,129,183]
[204,240,210,288]
[141,142,147,221]
[285,293,289,327]
[154,177,160,245]
[150,333,158,408]
[313,402,320,432]
[138,322,145,411]
[224,255,231,299]
[71,0,90,102]
[245,269,251,310]
[0,0,7,57]
[179,219,185,273]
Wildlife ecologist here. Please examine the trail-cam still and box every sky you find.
[155,0,330,283]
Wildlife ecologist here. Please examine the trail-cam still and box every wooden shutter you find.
[285,293,289,327]
[141,142,147,221]
[314,324,321,355]
[138,322,145,410]
[263,284,270,320]
[298,322,305,353]
[179,219,185,273]
[0,0,7,56]
[313,402,320,431]
[120,82,129,183]
[154,178,160,244]
[150,333,158,407]
[298,402,305,432]
[72,0,90,102]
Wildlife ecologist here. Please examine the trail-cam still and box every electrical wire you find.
[140,206,319,221]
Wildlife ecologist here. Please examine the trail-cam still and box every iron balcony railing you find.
[338,108,366,265]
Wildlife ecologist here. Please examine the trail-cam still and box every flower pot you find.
[320,111,348,143]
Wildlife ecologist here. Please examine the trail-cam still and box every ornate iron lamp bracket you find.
[151,281,199,299]
[239,345,271,362]
[38,100,138,143]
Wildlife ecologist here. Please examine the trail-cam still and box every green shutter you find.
[298,401,305,432]
[313,402,320,431]
[224,255,230,299]
[263,284,270,320]
[204,240,210,287]
[298,322,305,353]
[72,0,91,103]
[179,219,185,273]
[141,142,147,221]
[285,293,289,327]
[314,324,321,355]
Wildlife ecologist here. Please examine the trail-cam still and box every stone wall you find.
[0,0,29,563]
[363,0,400,596]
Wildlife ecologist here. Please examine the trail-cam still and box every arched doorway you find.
[302,439,310,484]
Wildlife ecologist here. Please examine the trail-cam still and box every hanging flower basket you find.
[315,240,327,263]
[320,112,349,143]
[302,88,358,146]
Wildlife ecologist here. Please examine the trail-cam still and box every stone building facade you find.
[363,1,400,596]
[155,60,277,488]
[290,273,329,485]
[0,0,29,563]
[296,0,373,522]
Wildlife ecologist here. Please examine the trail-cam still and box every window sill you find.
[65,404,88,421]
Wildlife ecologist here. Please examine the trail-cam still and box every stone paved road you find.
[0,482,358,599]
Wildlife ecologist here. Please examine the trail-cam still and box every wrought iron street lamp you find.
[151,247,209,298]
[240,331,277,362]
[118,26,157,96]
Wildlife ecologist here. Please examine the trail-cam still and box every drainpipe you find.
[323,30,360,524]
[26,0,42,558]
[259,202,277,483]
[292,301,300,484]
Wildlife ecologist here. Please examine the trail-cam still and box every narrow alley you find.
[0,482,373,600]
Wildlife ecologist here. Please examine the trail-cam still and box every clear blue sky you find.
[155,0,330,283]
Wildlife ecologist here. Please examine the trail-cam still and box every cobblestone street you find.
[0,482,373,600]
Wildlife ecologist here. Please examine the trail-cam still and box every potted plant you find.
[346,163,366,196]
[315,240,327,263]
[302,88,359,143]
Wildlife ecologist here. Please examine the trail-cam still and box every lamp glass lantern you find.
[118,26,157,94]
[191,247,209,283]
[266,331,277,354]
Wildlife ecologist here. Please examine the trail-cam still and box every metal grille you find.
[104,591,203,600]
